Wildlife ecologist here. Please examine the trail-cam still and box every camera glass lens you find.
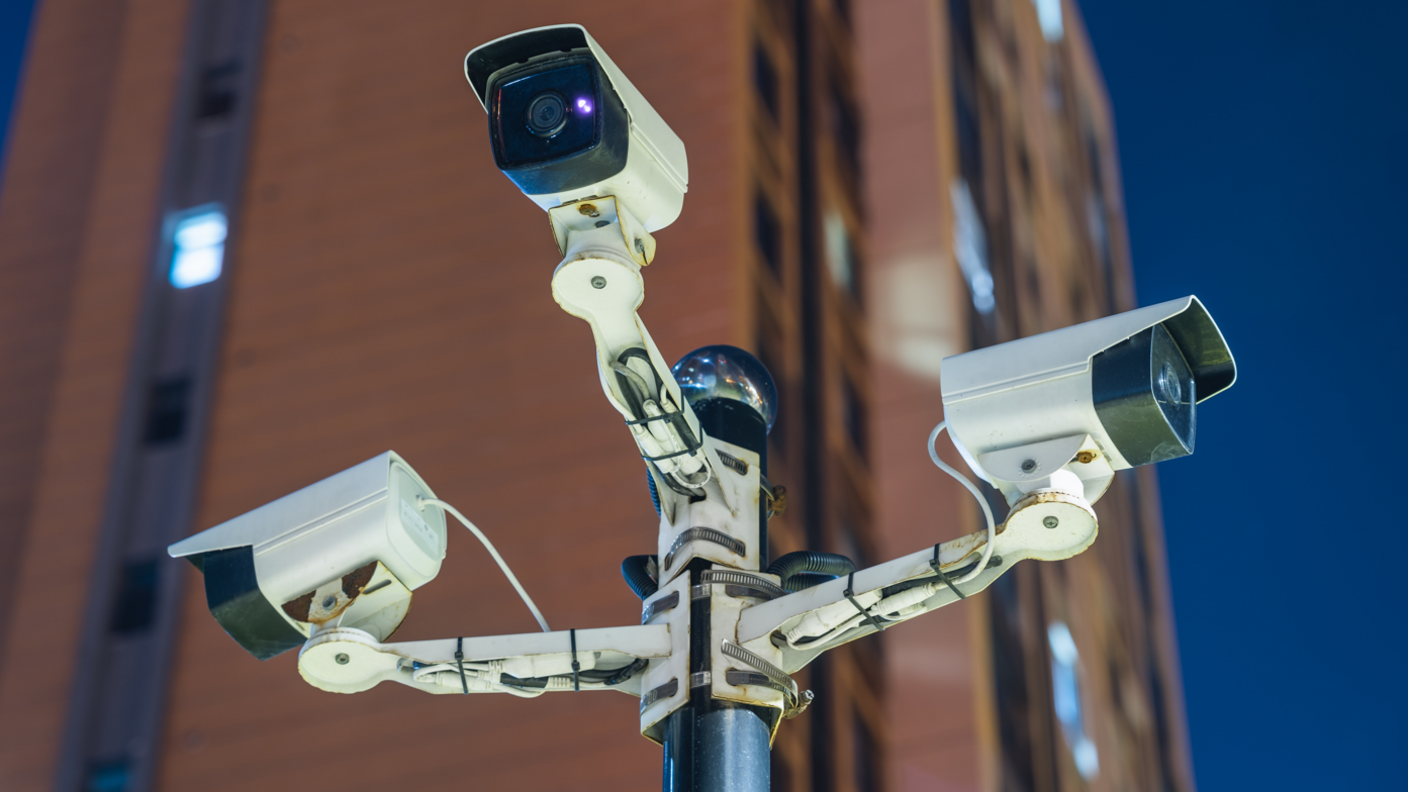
[526,91,568,138]
[1091,323,1196,466]
[1156,362,1182,406]
[491,57,610,170]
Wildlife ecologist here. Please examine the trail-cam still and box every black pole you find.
[662,399,773,792]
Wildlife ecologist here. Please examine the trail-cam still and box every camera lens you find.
[526,91,568,138]
[1156,362,1183,406]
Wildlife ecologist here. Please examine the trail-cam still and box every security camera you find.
[941,296,1236,510]
[464,24,688,232]
[168,452,446,660]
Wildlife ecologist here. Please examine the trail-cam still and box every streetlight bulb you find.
[671,345,778,432]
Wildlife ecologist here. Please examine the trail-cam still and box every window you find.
[824,212,861,301]
[833,0,852,27]
[1031,0,1065,42]
[753,41,779,122]
[950,180,995,314]
[196,61,240,121]
[110,558,160,635]
[1048,621,1099,779]
[828,81,861,176]
[754,190,782,278]
[843,376,867,461]
[756,322,786,454]
[853,711,879,792]
[144,376,192,445]
[169,207,227,288]
[86,759,130,792]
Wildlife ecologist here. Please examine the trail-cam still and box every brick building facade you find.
[0,1,1194,790]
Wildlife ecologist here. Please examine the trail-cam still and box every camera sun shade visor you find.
[168,452,446,659]
[941,296,1236,472]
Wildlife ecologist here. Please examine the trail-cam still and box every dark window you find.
[833,0,852,26]
[144,376,192,445]
[754,41,779,122]
[754,190,782,278]
[756,324,785,455]
[770,751,794,792]
[828,81,861,176]
[195,61,241,121]
[110,558,160,635]
[838,518,869,569]
[950,0,982,189]
[86,760,131,792]
[843,377,867,461]
[853,712,879,792]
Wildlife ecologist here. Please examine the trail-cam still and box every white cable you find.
[419,497,552,633]
[928,421,997,585]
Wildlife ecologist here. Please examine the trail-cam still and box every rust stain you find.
[768,484,788,518]
[280,591,314,622]
[340,561,377,598]
[280,561,379,623]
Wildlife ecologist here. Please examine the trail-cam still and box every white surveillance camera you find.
[168,452,446,660]
[941,296,1236,507]
[464,24,689,232]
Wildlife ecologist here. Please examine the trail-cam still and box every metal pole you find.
[663,397,773,792]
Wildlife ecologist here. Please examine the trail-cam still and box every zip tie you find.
[570,629,581,692]
[929,544,967,600]
[842,572,885,632]
[455,636,469,695]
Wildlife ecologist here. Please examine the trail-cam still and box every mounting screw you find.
[591,276,607,289]
[578,203,600,217]
[322,595,337,610]
[1075,450,1099,464]
[335,653,350,665]
[594,220,610,228]
[1020,459,1038,474]
[1043,516,1060,529]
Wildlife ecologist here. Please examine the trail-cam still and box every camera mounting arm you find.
[730,496,1098,674]
[296,622,672,697]
[549,196,763,580]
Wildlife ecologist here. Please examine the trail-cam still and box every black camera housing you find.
[473,39,631,197]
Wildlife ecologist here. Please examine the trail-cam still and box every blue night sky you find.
[1080,1,1407,789]
[1,1,1403,789]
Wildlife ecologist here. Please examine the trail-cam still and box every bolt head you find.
[591,275,607,289]
[1021,459,1038,474]
[1043,516,1060,529]
[321,595,337,609]
[335,653,350,665]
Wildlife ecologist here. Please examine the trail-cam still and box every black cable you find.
[783,571,838,590]
[767,550,856,591]
[499,658,648,690]
[878,553,1002,598]
[646,466,661,516]
[621,555,658,600]
[454,636,468,695]
[569,629,580,692]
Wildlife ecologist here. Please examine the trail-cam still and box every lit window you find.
[1048,621,1099,779]
[949,180,995,314]
[825,212,856,295]
[1032,0,1065,42]
[169,207,227,288]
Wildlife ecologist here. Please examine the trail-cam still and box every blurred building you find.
[0,0,1193,791]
